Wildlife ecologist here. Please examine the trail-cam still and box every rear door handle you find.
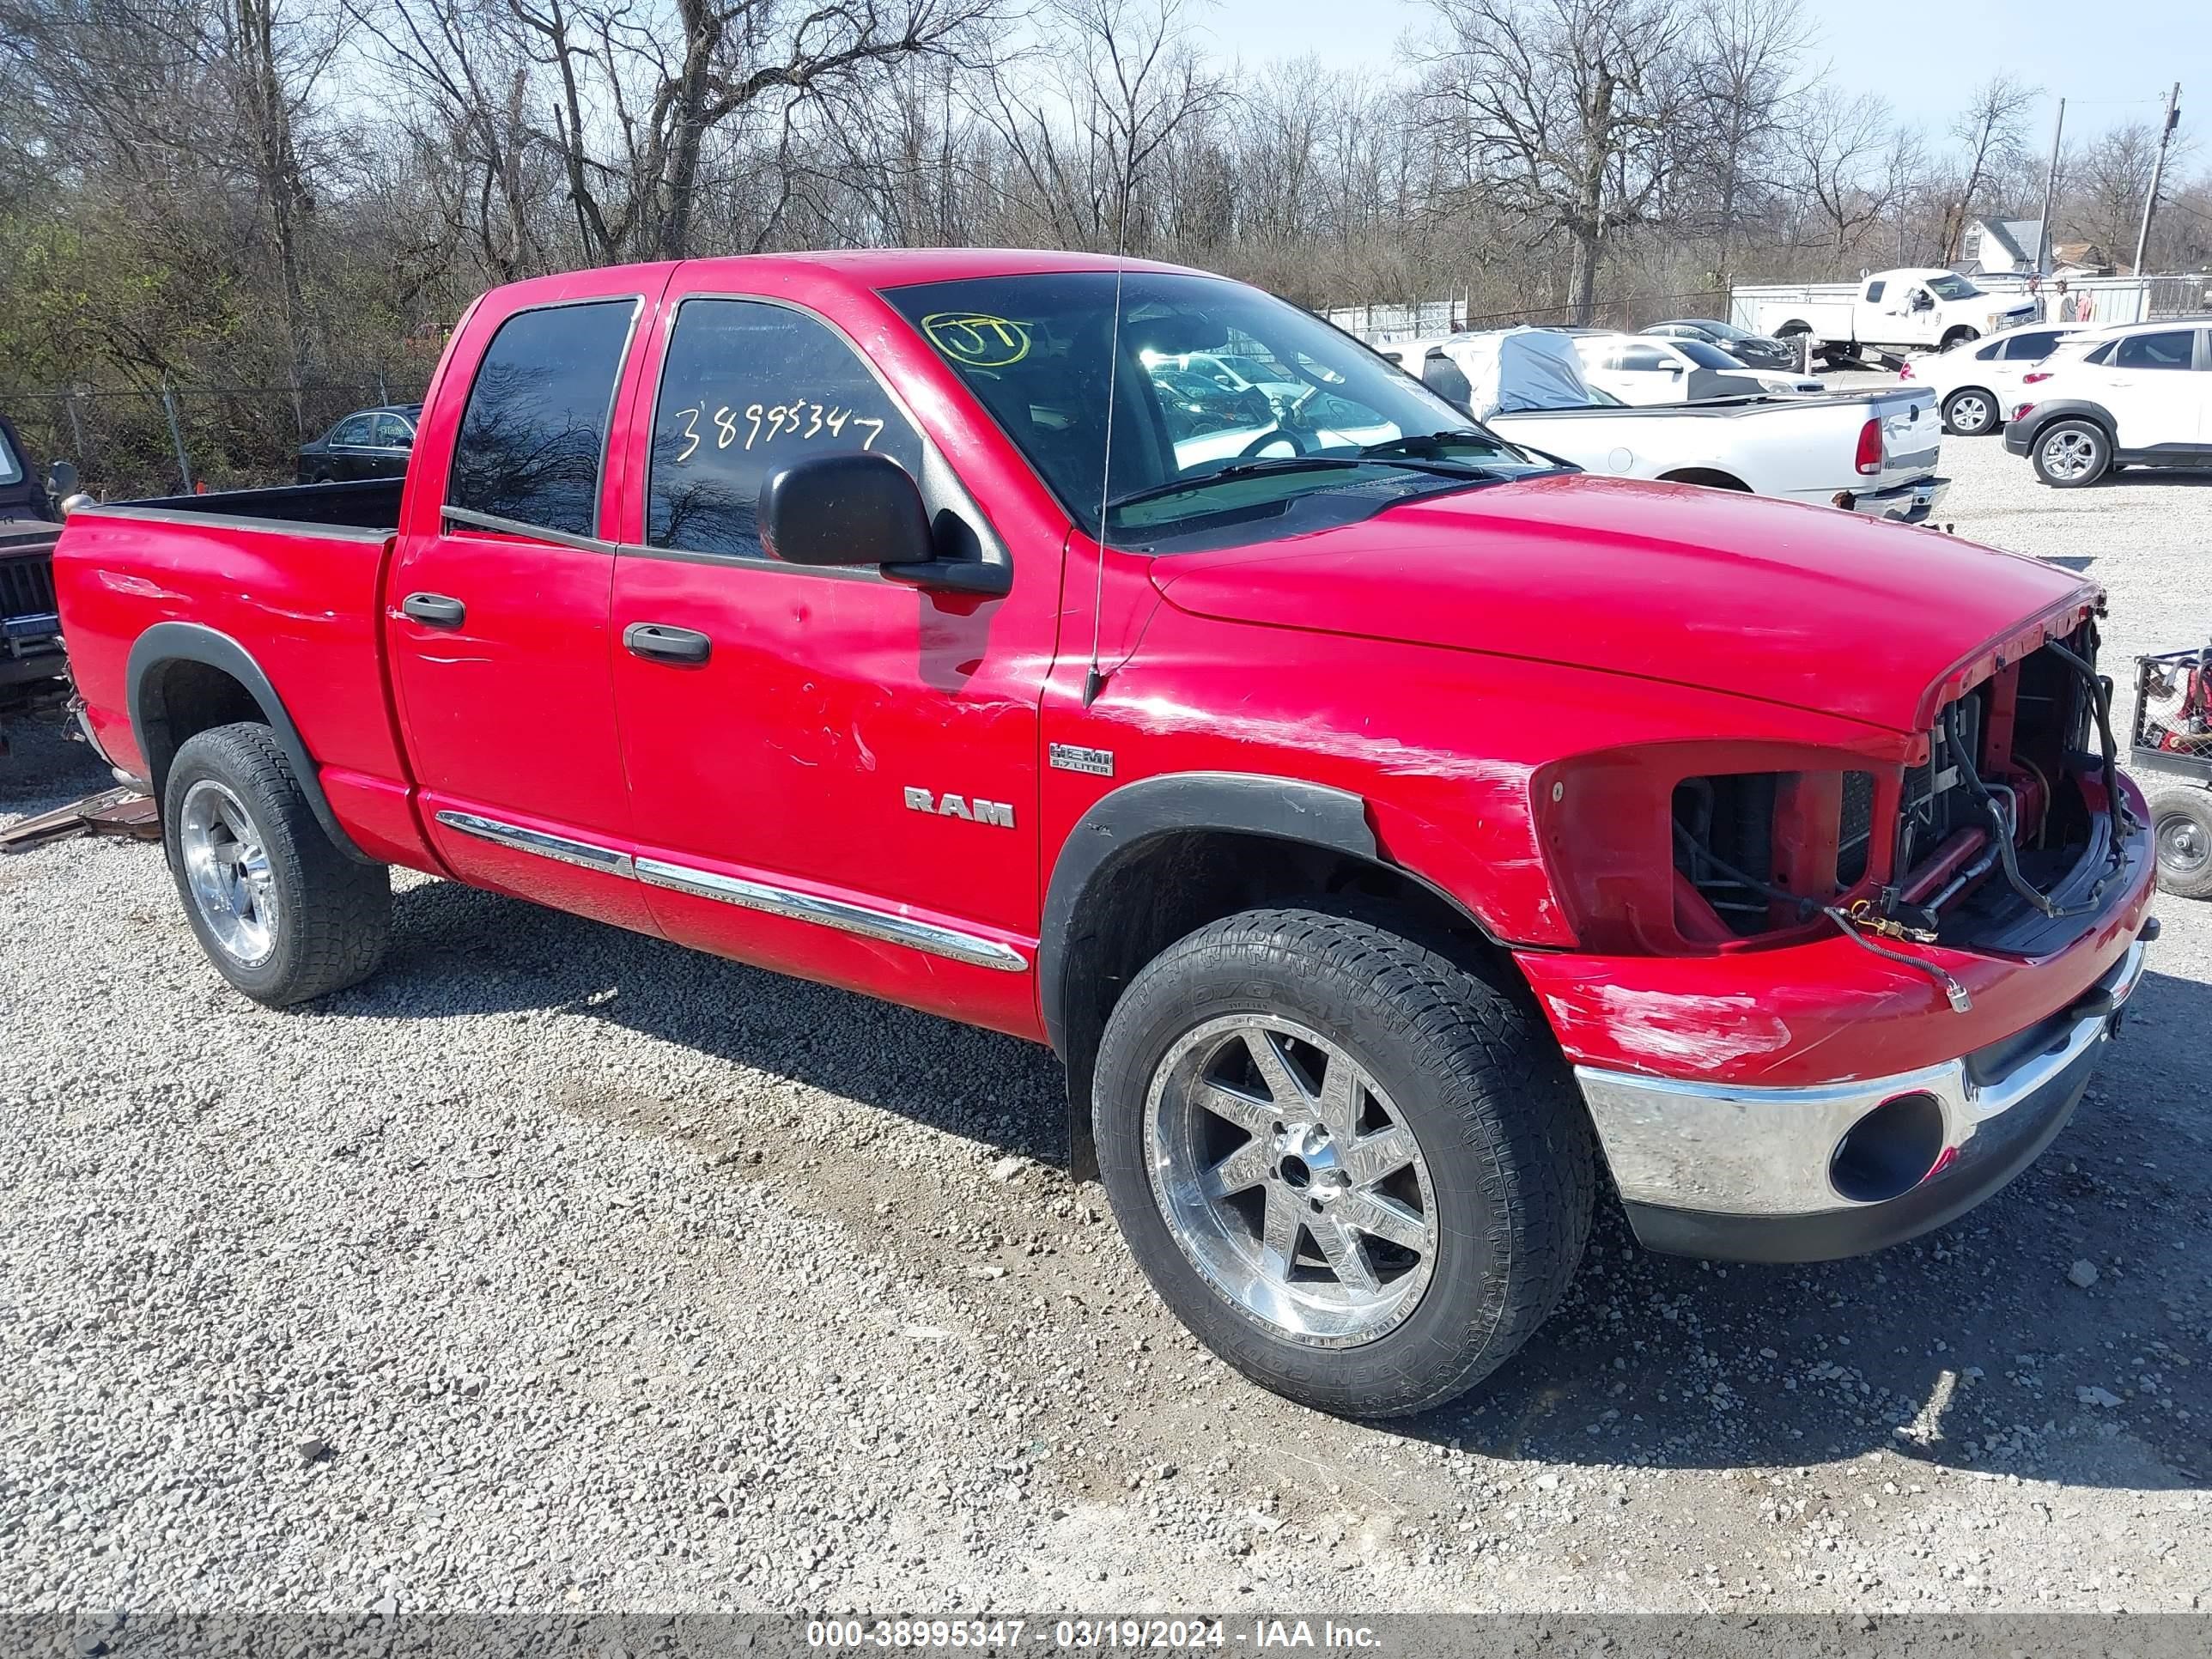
[402,592,465,628]
[623,622,712,665]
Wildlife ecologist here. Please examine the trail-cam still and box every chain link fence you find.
[3,376,428,502]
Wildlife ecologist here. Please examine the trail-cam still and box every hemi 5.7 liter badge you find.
[1048,743,1115,777]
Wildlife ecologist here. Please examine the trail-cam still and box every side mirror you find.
[757,452,1008,596]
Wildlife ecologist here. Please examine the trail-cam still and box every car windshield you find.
[1686,319,1751,343]
[1676,341,1743,370]
[1925,275,1982,301]
[882,270,1553,547]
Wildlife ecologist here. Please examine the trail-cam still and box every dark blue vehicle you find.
[295,404,420,483]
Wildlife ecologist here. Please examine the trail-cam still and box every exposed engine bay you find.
[1670,620,2136,990]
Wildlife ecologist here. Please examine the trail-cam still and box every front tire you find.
[1942,387,1998,436]
[2150,787,2212,899]
[1092,908,1593,1418]
[2033,419,2110,487]
[163,722,390,1005]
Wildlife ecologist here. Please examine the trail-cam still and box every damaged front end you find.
[1663,617,2142,1008]
[1519,606,2157,1262]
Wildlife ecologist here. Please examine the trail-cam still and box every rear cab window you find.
[447,298,640,538]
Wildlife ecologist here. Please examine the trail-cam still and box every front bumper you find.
[1580,939,2148,1262]
[1837,475,1949,523]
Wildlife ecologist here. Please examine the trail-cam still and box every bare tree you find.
[1678,0,1808,288]
[981,0,1230,252]
[1936,74,2039,263]
[1786,85,1894,258]
[1419,0,1686,321]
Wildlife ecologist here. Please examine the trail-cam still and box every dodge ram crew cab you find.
[55,250,2157,1418]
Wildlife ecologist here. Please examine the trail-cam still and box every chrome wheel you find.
[179,779,279,966]
[2041,428,2100,480]
[2159,811,2209,877]
[1144,1014,1437,1347]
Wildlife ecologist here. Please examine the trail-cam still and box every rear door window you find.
[647,298,923,562]
[447,298,639,538]
[2112,331,2194,370]
[332,415,372,446]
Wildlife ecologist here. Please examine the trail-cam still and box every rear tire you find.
[1092,907,1593,1418]
[162,722,390,1006]
[1942,387,1998,437]
[2150,787,2212,900]
[2032,418,2110,488]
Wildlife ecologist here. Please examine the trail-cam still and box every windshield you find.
[882,271,1551,546]
[1695,319,1753,343]
[1676,341,1744,370]
[1925,275,1982,301]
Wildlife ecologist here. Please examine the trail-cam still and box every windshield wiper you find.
[1106,453,1496,514]
[1356,429,1498,459]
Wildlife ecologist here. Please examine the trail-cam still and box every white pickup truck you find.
[1735,268,2038,362]
[1382,329,1948,521]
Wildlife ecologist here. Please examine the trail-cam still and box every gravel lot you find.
[4,432,2211,1617]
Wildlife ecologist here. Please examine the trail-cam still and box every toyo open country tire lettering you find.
[162,722,391,1006]
[1941,389,1997,438]
[1092,907,1593,1417]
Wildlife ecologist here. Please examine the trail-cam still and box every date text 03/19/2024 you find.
[803,1621,1383,1650]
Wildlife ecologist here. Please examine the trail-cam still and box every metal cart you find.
[2132,642,2212,898]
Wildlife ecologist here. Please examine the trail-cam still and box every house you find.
[2051,241,2123,278]
[1961,216,2046,275]
[1962,218,2126,279]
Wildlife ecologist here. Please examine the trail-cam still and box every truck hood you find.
[1147,474,2094,733]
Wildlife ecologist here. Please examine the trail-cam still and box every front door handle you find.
[623,622,712,665]
[402,592,465,628]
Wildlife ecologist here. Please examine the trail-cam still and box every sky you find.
[1194,0,2205,147]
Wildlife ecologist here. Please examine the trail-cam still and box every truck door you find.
[606,293,1041,1034]
[386,288,659,932]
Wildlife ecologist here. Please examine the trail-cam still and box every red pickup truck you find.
[55,250,2156,1417]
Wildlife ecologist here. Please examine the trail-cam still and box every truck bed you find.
[117,477,402,537]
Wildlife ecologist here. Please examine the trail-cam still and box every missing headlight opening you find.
[1669,622,2130,957]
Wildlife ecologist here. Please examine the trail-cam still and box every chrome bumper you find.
[1577,939,2147,1261]
[1840,474,1949,523]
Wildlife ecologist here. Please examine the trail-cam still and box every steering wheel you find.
[1238,427,1308,459]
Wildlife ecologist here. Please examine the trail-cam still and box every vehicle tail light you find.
[1898,362,1914,380]
[1855,416,1882,477]
[2012,402,2034,422]
[2022,370,2052,384]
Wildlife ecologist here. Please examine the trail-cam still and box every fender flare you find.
[1039,772,1376,1056]
[125,621,373,863]
[2016,398,2117,446]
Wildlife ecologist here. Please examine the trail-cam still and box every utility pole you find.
[2131,83,2181,278]
[2036,97,2066,275]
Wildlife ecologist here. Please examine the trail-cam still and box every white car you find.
[2002,319,2212,487]
[1899,325,2081,436]
[1381,329,1948,520]
[1572,333,1823,404]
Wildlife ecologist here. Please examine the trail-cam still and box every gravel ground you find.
[3,433,2210,1617]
